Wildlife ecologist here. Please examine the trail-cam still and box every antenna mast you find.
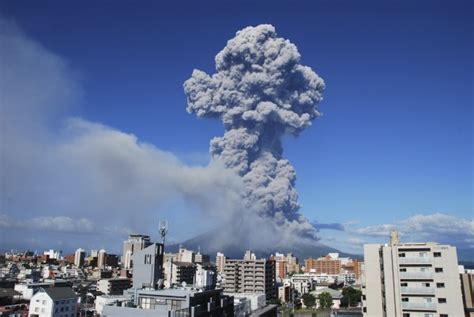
[159,220,168,245]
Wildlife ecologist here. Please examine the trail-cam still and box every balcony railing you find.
[400,287,435,295]
[399,271,433,279]
[399,257,432,265]
[401,302,436,310]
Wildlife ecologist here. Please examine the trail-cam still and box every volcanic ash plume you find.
[184,24,325,241]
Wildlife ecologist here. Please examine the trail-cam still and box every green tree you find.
[341,287,362,307]
[301,293,316,308]
[318,292,333,309]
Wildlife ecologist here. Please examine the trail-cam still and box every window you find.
[403,313,410,317]
[401,283,408,287]
[35,307,39,312]
[400,268,407,272]
[436,283,445,288]
[399,253,406,257]
[41,308,45,313]
[435,267,443,273]
[42,300,46,305]
[440,315,448,317]
[426,298,432,303]
[424,283,430,287]
[434,252,441,257]
[424,314,433,317]
[402,297,409,302]
[438,298,447,303]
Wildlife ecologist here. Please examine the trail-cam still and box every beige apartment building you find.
[223,257,276,299]
[460,272,474,317]
[362,230,464,317]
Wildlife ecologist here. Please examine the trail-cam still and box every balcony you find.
[399,257,432,265]
[399,272,433,280]
[400,287,435,295]
[401,302,436,310]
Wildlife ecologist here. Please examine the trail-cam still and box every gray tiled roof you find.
[43,287,78,300]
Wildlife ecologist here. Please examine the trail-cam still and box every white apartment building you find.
[28,287,78,317]
[194,264,215,289]
[74,248,85,267]
[122,234,152,269]
[362,230,464,317]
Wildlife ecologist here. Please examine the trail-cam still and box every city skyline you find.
[0,0,472,257]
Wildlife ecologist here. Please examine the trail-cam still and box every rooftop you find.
[43,287,78,300]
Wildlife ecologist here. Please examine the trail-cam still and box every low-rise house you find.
[311,287,342,309]
[28,287,78,317]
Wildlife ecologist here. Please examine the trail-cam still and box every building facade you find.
[304,255,341,275]
[97,249,107,269]
[163,261,196,288]
[28,287,78,317]
[460,272,474,317]
[132,243,164,290]
[216,252,226,274]
[102,288,234,317]
[73,248,85,267]
[363,234,464,317]
[223,257,276,300]
[97,278,131,295]
[122,234,152,269]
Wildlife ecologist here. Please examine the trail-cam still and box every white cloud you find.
[0,214,96,234]
[352,213,474,249]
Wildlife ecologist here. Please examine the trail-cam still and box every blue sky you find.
[0,0,472,256]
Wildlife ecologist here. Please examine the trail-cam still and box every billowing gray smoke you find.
[184,24,325,241]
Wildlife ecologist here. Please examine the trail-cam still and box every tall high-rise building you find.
[74,248,85,267]
[223,252,276,300]
[216,252,225,274]
[132,243,164,289]
[286,253,300,274]
[122,234,152,269]
[98,249,107,269]
[460,271,474,317]
[362,233,464,317]
[272,253,287,281]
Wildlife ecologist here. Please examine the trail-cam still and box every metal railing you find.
[399,257,432,264]
[401,302,436,310]
[399,271,433,279]
[400,287,435,295]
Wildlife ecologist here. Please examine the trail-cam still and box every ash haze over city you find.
[0,1,473,260]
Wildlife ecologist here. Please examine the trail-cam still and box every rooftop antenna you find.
[159,220,168,245]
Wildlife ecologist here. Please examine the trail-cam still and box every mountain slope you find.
[166,231,358,261]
